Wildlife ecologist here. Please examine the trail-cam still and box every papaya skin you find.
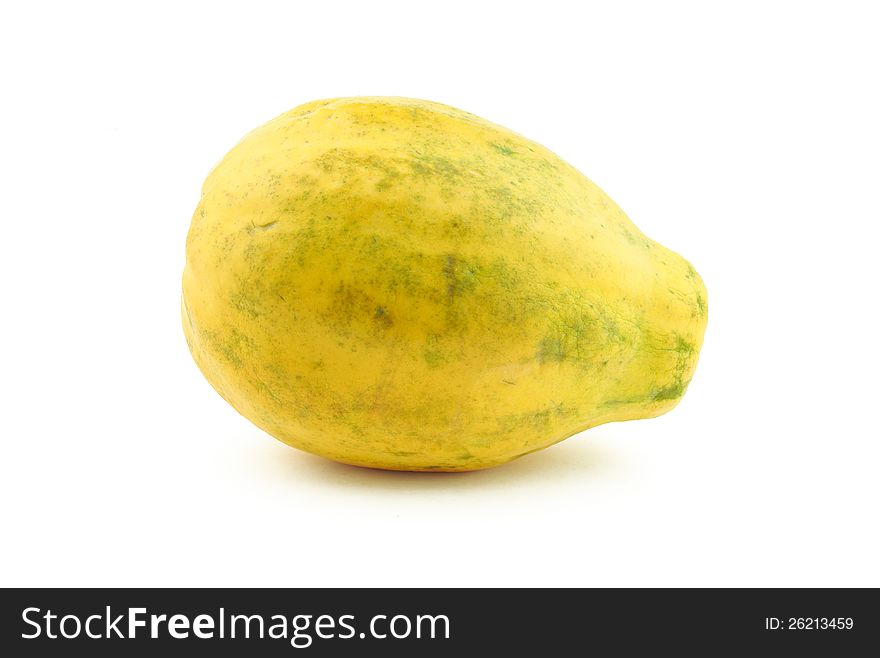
[182,97,707,471]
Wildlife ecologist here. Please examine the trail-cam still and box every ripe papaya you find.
[182,97,707,471]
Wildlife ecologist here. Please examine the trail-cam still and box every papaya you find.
[182,97,707,471]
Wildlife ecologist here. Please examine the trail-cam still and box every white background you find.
[2,1,878,587]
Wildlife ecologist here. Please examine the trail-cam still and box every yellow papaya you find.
[182,97,707,471]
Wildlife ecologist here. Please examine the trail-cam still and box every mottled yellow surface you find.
[182,97,707,471]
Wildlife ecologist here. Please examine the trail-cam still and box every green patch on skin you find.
[536,300,637,367]
[251,378,284,407]
[492,143,516,156]
[672,333,695,357]
[552,402,578,418]
[423,334,448,368]
[664,335,696,400]
[423,350,446,367]
[327,283,360,330]
[409,151,463,181]
[650,378,691,402]
[374,305,393,328]
[600,395,635,408]
[661,333,696,382]
[484,260,557,327]
[486,186,516,220]
[230,291,262,319]
[601,381,691,408]
[601,333,695,408]
[370,245,426,297]
[619,226,640,245]
[537,336,567,363]
[362,234,383,255]
[497,404,577,434]
[695,292,707,318]
[327,283,395,337]
[375,168,401,191]
[485,184,544,223]
[213,336,243,369]
[312,149,405,190]
[443,255,481,301]
[599,313,623,342]
[529,409,552,428]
